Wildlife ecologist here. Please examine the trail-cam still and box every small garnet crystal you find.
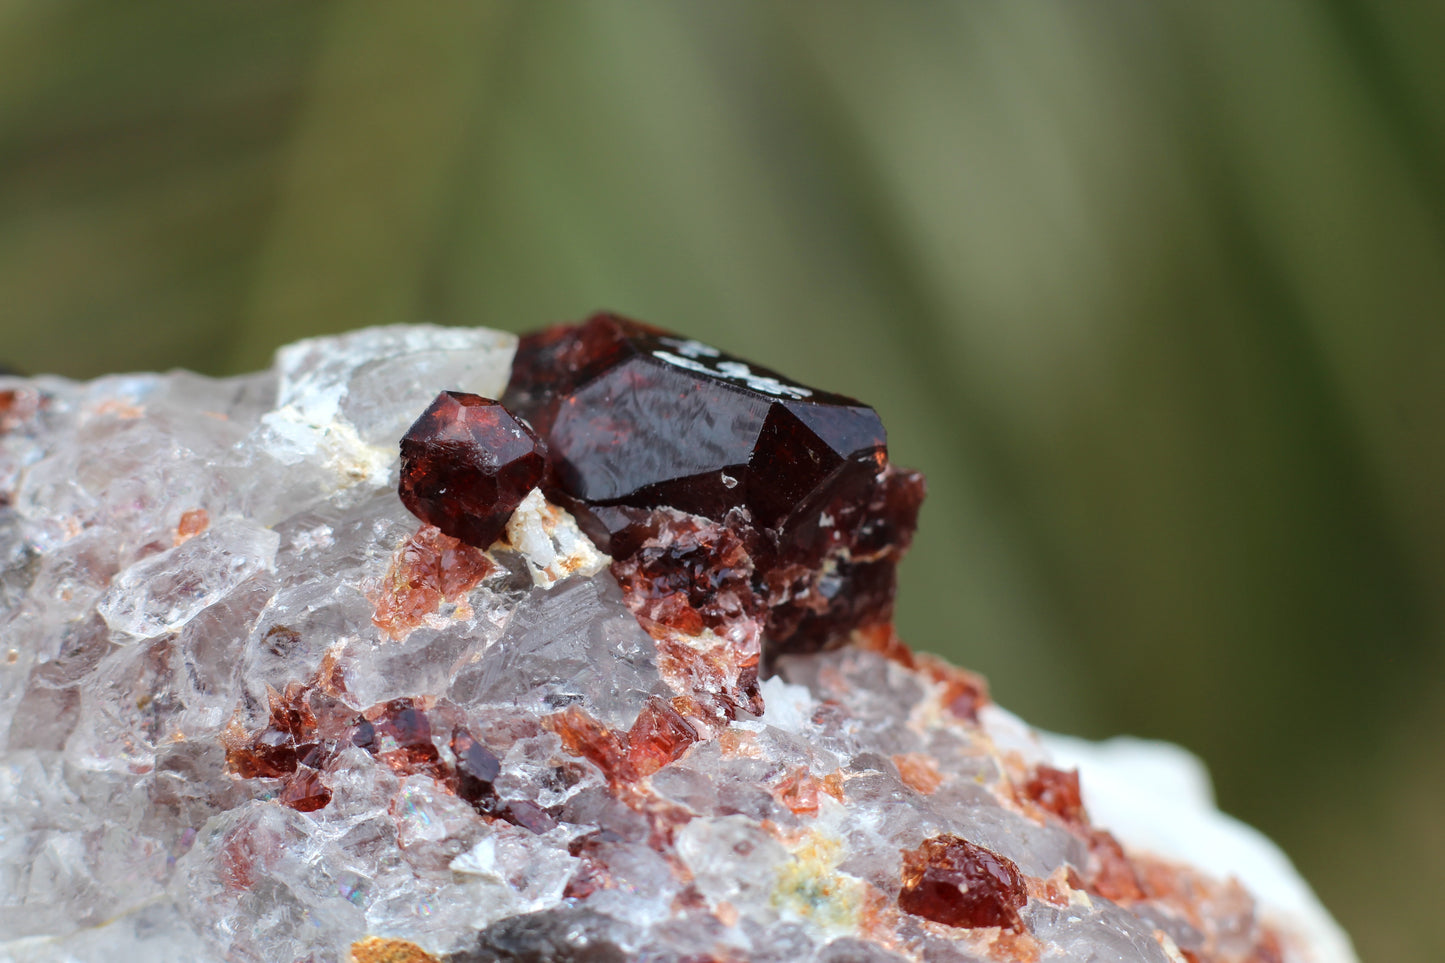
[398,391,548,548]
[503,312,925,656]
[898,834,1028,932]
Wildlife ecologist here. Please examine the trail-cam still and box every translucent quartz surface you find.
[0,326,1355,963]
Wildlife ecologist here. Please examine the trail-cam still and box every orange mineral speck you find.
[348,936,440,963]
[1023,764,1087,829]
[174,508,209,545]
[774,766,824,816]
[1028,867,1077,907]
[279,767,331,813]
[1086,829,1146,903]
[547,704,634,787]
[854,623,917,669]
[893,753,943,794]
[92,398,143,419]
[717,727,761,758]
[986,927,1043,963]
[371,525,493,640]
[223,683,315,780]
[916,652,990,723]
[627,696,699,777]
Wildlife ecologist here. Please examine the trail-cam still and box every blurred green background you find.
[1,2,1440,959]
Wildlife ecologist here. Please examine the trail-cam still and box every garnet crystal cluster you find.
[0,323,1354,963]
[503,314,925,658]
[400,313,926,719]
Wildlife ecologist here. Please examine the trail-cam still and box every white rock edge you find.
[504,488,610,589]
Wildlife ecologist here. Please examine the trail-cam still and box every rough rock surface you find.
[0,325,1355,963]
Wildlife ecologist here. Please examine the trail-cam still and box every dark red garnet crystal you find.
[503,312,925,656]
[399,391,548,548]
[504,314,887,529]
[898,834,1028,932]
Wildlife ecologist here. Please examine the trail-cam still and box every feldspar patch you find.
[0,322,1354,963]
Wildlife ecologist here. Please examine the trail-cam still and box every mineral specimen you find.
[0,322,1356,963]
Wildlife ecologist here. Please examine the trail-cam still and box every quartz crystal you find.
[0,322,1356,963]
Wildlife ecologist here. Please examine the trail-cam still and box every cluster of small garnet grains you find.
[222,680,350,814]
[1013,759,1291,963]
[370,523,495,640]
[500,311,926,661]
[222,671,554,833]
[604,506,768,722]
[398,390,549,550]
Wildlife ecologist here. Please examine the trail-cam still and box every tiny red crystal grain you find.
[893,753,944,795]
[546,705,634,788]
[898,834,1028,932]
[279,767,331,813]
[626,696,699,776]
[1086,829,1146,903]
[450,726,503,806]
[398,391,547,549]
[175,508,209,545]
[351,698,441,776]
[1023,764,1087,829]
[225,683,319,779]
[773,766,828,816]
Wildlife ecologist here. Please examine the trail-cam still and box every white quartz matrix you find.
[0,326,1356,963]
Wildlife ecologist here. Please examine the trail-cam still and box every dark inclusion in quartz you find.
[399,391,548,548]
[503,312,925,656]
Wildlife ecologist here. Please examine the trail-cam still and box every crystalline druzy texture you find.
[0,325,1354,963]
[503,312,926,660]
